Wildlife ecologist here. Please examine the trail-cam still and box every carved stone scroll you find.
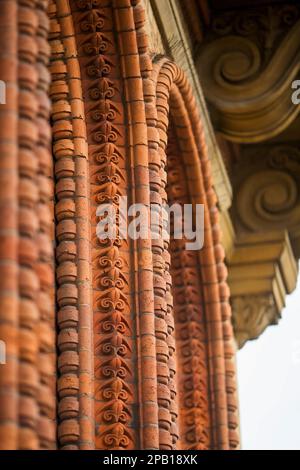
[197,6,300,142]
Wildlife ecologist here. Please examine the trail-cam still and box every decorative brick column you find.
[0,0,56,450]
[0,0,239,450]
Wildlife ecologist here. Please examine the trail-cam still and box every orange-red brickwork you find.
[0,0,239,450]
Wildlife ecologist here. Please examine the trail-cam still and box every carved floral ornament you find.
[197,5,300,142]
[0,0,239,451]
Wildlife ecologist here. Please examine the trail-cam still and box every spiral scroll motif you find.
[237,149,300,232]
[213,37,261,85]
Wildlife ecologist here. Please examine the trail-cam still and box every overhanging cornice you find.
[197,9,300,142]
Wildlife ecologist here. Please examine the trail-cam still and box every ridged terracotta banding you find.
[49,0,94,449]
[0,0,19,450]
[149,58,239,449]
[167,127,211,450]
[35,0,56,449]
[168,77,239,449]
[0,0,240,450]
[149,60,211,450]
[146,71,178,451]
[69,0,139,450]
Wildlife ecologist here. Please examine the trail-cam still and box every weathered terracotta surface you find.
[0,0,56,449]
[0,0,239,450]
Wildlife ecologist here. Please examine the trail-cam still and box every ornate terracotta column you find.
[0,0,56,450]
[0,0,239,450]
[194,2,300,346]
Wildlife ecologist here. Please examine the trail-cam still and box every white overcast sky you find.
[237,268,300,450]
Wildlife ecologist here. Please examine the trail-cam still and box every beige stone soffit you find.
[144,0,232,211]
[197,20,300,143]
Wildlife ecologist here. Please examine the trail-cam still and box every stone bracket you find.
[228,230,298,348]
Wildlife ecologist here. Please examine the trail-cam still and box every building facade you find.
[0,0,298,450]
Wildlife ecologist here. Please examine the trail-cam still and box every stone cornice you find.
[197,8,300,142]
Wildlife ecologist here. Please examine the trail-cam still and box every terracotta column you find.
[0,0,240,450]
[0,0,56,450]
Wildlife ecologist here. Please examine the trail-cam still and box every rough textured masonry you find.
[0,0,239,450]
